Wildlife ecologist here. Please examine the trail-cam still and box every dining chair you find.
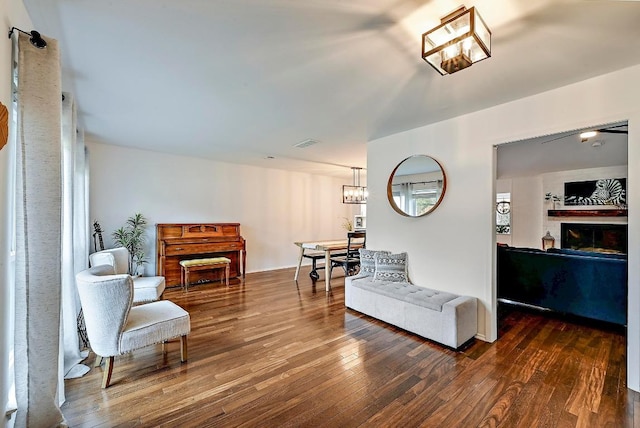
[329,231,366,280]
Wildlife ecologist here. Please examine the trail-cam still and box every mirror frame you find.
[387,155,447,217]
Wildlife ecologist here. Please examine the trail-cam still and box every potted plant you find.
[340,216,353,231]
[545,193,561,209]
[112,213,149,276]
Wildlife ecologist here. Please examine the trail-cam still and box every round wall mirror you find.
[387,155,447,217]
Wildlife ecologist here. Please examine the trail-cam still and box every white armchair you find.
[76,265,190,388]
[89,247,165,303]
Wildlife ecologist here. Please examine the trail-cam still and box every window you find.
[391,180,443,217]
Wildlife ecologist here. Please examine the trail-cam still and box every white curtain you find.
[1,68,17,423]
[1,30,21,425]
[61,93,90,385]
[399,182,413,215]
[12,31,65,427]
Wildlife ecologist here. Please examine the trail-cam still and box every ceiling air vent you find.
[293,139,319,149]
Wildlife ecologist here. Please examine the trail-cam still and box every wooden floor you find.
[62,268,639,427]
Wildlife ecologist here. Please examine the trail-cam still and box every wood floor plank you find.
[476,380,524,427]
[458,375,518,427]
[61,268,635,427]
[421,376,499,427]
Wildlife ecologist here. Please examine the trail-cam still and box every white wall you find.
[495,176,543,248]
[542,166,628,243]
[367,64,640,390]
[511,176,544,249]
[87,141,358,275]
[0,1,36,424]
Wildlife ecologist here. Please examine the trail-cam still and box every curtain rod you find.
[393,179,443,186]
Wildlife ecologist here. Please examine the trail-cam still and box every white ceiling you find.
[23,0,640,179]
[497,122,628,178]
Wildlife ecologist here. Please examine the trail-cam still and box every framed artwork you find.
[354,215,366,230]
[496,192,511,234]
[564,178,626,206]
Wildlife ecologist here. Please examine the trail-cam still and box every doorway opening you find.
[494,120,628,330]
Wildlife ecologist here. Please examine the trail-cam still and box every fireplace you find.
[561,223,627,254]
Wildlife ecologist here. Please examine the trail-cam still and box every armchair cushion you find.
[88,252,117,271]
[89,247,129,275]
[120,301,190,353]
[133,276,166,303]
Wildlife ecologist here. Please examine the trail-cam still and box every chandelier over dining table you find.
[343,167,367,204]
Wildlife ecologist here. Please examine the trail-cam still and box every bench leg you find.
[225,263,230,286]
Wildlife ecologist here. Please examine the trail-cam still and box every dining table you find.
[293,239,361,291]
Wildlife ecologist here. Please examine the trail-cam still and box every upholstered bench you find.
[180,257,231,291]
[344,249,477,349]
[345,275,477,349]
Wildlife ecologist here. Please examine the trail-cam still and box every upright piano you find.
[156,223,246,287]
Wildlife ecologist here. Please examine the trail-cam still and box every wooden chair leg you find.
[94,354,103,368]
[101,356,114,388]
[180,335,188,362]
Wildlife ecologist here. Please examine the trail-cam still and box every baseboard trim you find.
[474,333,487,342]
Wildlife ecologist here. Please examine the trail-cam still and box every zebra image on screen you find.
[564,178,626,206]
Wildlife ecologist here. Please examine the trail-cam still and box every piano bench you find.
[179,257,231,291]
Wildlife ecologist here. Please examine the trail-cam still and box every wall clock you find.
[496,201,510,214]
